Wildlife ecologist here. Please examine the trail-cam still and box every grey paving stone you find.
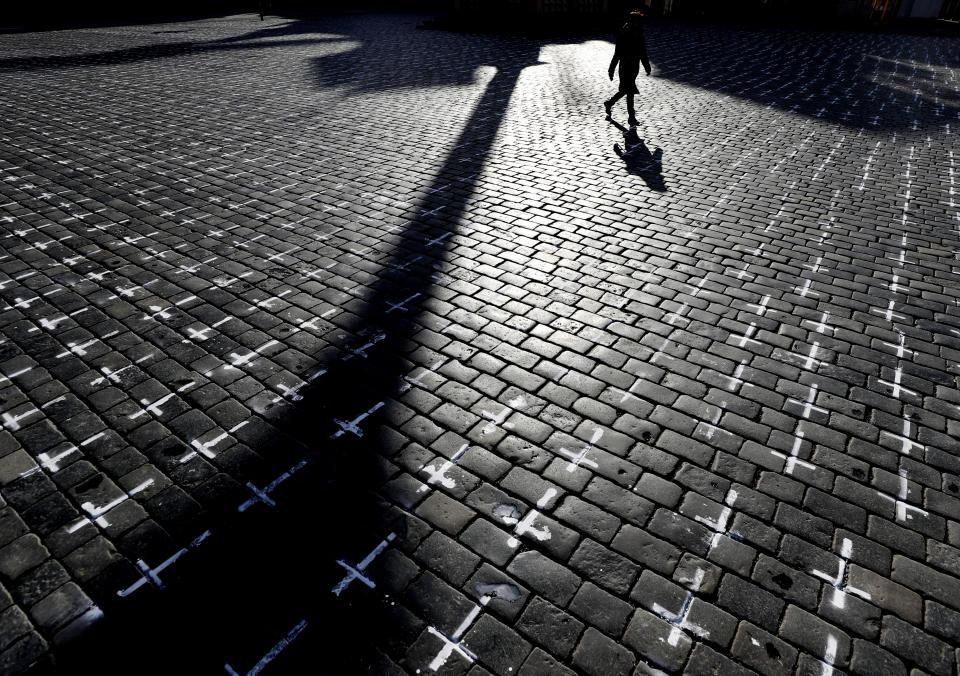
[1,13,960,676]
[623,609,692,672]
[730,622,798,676]
[506,550,581,607]
[569,539,639,595]
[847,564,922,623]
[880,615,953,676]
[518,648,577,676]
[717,574,784,633]
[849,639,906,676]
[891,555,960,613]
[612,524,682,576]
[684,643,758,676]
[573,626,637,676]
[568,581,633,637]
[463,614,532,676]
[778,605,851,668]
[516,596,584,660]
[414,531,481,587]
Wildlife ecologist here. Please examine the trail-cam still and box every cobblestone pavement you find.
[0,11,959,675]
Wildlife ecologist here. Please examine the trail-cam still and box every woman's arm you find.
[639,35,651,75]
[609,40,620,80]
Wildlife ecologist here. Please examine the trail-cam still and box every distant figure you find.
[604,11,652,128]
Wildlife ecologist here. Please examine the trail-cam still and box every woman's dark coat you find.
[609,22,651,95]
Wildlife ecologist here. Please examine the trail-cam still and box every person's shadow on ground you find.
[610,119,666,191]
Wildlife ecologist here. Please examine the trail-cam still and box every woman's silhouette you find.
[604,10,651,127]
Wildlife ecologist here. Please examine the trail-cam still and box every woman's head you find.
[628,9,645,25]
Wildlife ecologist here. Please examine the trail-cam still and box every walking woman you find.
[604,10,651,127]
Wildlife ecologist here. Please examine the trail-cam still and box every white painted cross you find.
[330,401,386,440]
[388,255,424,273]
[803,311,835,335]
[418,444,469,493]
[275,380,308,403]
[770,430,816,476]
[386,293,421,314]
[558,429,603,472]
[870,300,906,323]
[341,332,386,362]
[266,246,299,263]
[1,408,40,431]
[685,274,712,298]
[90,365,136,387]
[238,459,309,511]
[745,295,771,316]
[331,532,397,596]
[117,530,212,597]
[819,634,839,676]
[800,342,821,371]
[877,367,917,400]
[664,303,689,326]
[880,417,924,456]
[794,279,820,298]
[224,620,308,676]
[400,358,446,395]
[480,396,524,435]
[425,595,489,672]
[699,401,727,442]
[186,327,213,342]
[292,317,324,335]
[254,289,292,310]
[128,389,189,421]
[881,332,913,359]
[652,568,710,646]
[181,422,249,463]
[67,479,154,533]
[811,537,871,609]
[226,340,280,370]
[785,384,826,420]
[730,323,762,348]
[19,445,78,478]
[501,488,557,549]
[299,262,336,280]
[0,366,33,386]
[803,256,828,274]
[55,338,101,358]
[694,488,739,550]
[717,360,747,392]
[877,469,929,523]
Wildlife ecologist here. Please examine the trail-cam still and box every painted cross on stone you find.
[425,595,489,672]
[331,532,397,596]
[117,530,212,597]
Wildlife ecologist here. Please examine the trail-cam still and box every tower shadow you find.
[646,21,960,131]
[51,17,550,676]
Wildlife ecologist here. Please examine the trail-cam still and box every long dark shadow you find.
[610,118,667,191]
[56,40,543,676]
[644,21,960,130]
[0,36,351,72]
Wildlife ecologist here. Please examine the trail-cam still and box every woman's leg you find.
[627,94,638,124]
[605,91,624,117]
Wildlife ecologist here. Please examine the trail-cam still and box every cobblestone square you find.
[0,10,959,674]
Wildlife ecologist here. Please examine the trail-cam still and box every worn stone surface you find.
[0,10,957,675]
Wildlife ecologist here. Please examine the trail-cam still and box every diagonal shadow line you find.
[635,22,960,131]
[0,36,351,72]
[57,58,541,675]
